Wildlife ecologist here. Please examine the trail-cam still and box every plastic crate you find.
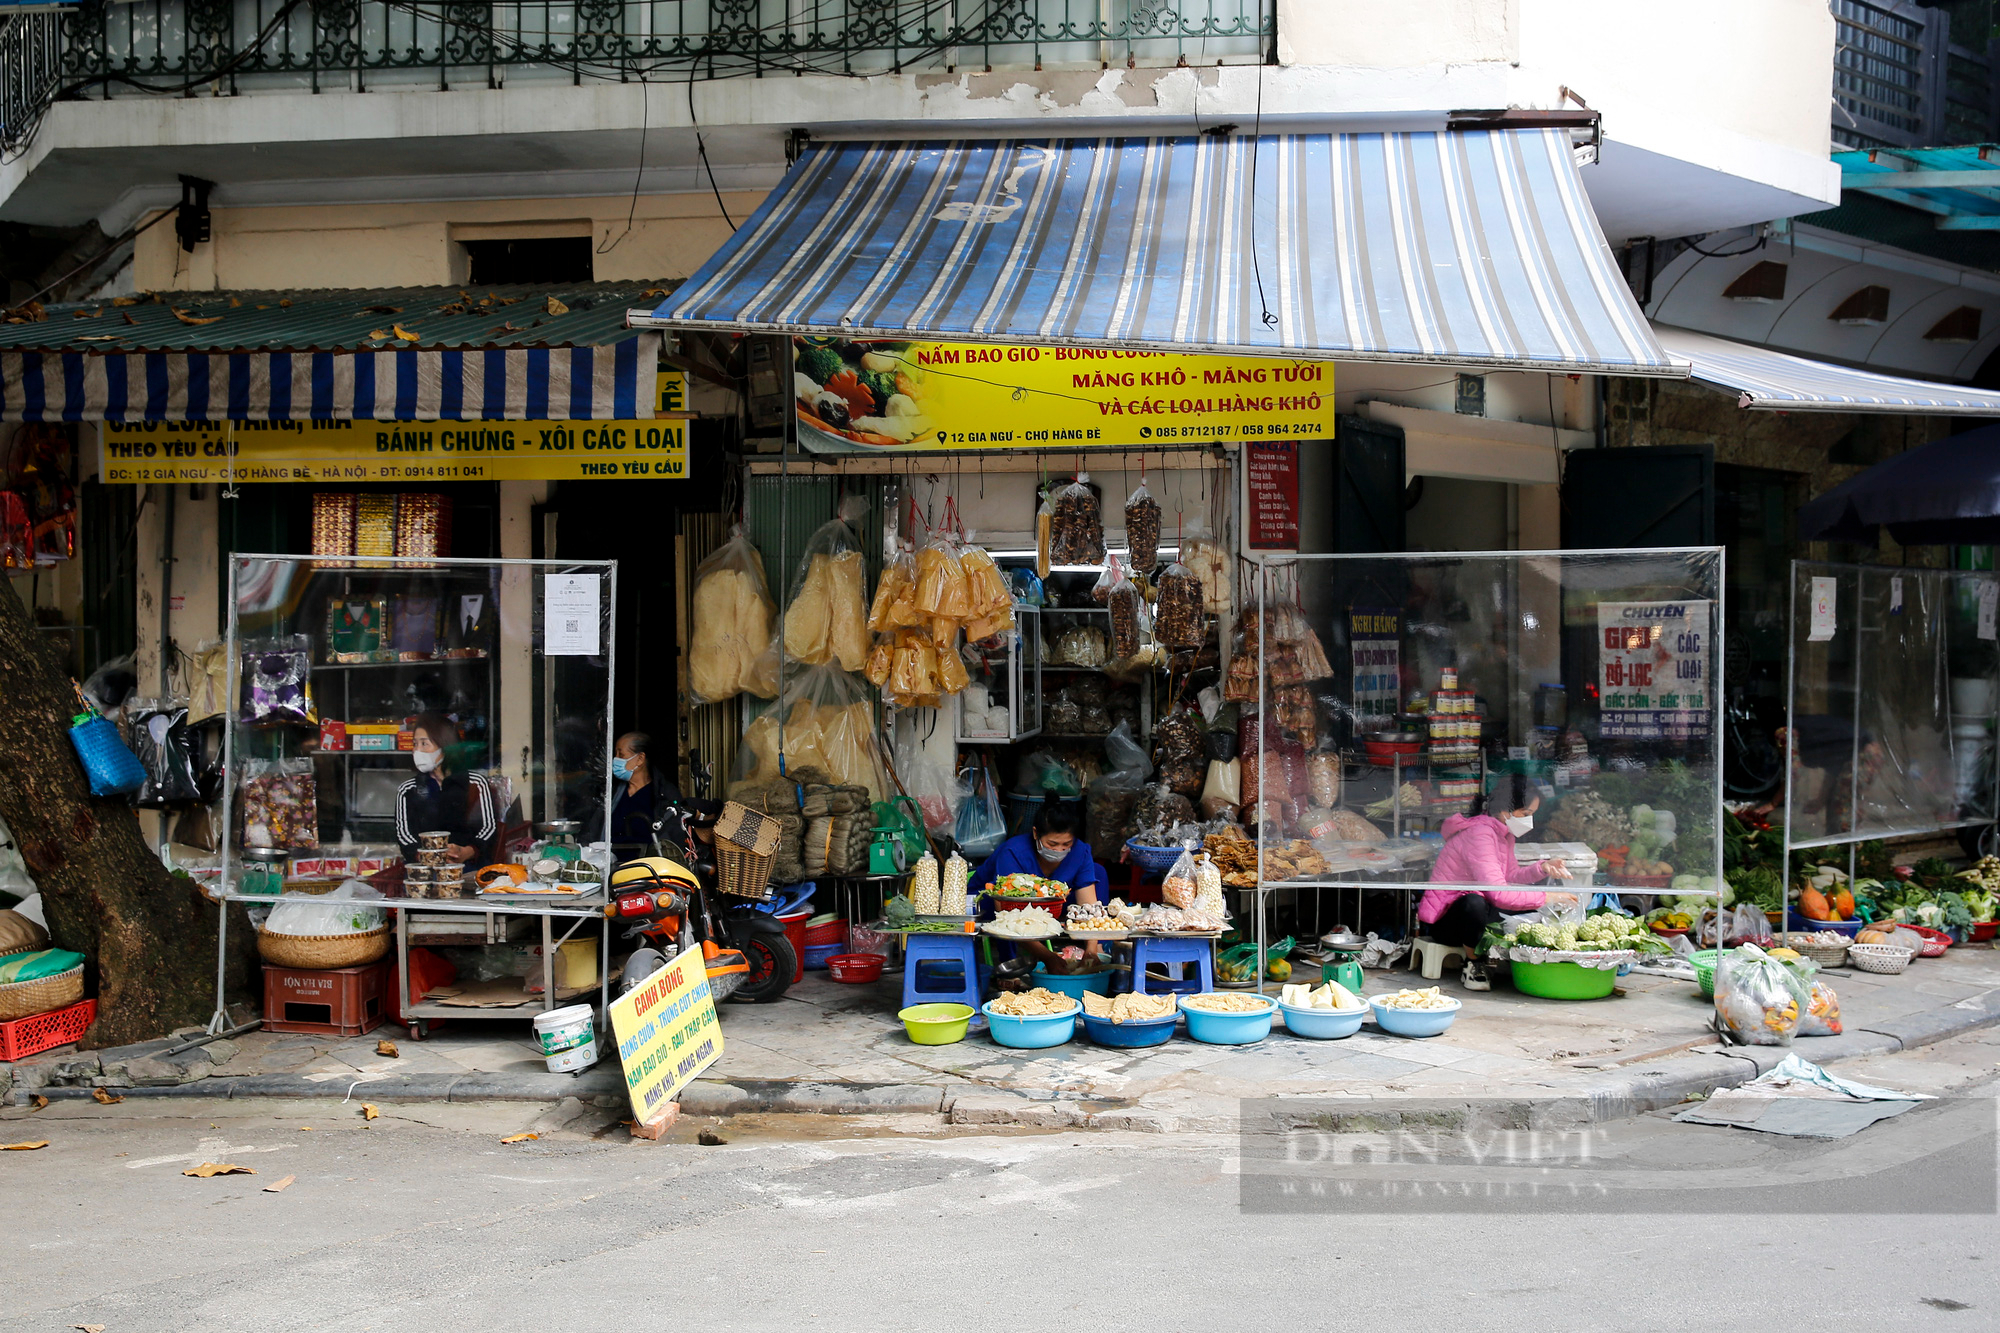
[263,961,388,1036]
[0,998,97,1061]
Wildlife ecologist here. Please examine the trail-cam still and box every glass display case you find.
[958,603,1043,743]
[221,554,616,902]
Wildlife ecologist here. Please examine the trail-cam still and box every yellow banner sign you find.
[95,371,689,483]
[608,951,724,1122]
[792,337,1334,452]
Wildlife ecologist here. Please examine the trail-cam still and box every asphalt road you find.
[5,1034,1998,1333]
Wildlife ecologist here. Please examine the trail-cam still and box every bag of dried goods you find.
[1307,744,1341,807]
[1714,944,1808,1046]
[781,496,871,672]
[1035,489,1056,579]
[1273,602,1334,681]
[1131,782,1196,844]
[1179,516,1231,615]
[910,851,942,915]
[1097,555,1145,660]
[733,664,884,801]
[869,546,919,634]
[940,851,971,916]
[1048,474,1105,565]
[1087,721,1152,852]
[1162,843,1200,910]
[1153,559,1205,649]
[1193,852,1225,915]
[1124,482,1162,572]
[1154,708,1207,797]
[688,524,778,705]
[1199,759,1241,817]
[241,757,319,849]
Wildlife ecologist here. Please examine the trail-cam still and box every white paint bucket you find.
[532,1004,598,1073]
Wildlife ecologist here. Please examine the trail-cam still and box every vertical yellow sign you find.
[607,951,724,1121]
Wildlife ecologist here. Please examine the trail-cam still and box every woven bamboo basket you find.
[1792,938,1850,968]
[714,801,781,900]
[1845,942,1915,975]
[0,964,85,1021]
[256,924,391,969]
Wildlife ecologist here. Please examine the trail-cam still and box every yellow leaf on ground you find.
[500,1133,539,1144]
[182,1162,256,1177]
[171,308,223,325]
[30,1096,47,1111]
[544,296,569,316]
[392,324,419,341]
[262,1175,296,1193]
[362,1104,379,1121]
[2,1140,49,1150]
[91,1088,123,1105]
[367,329,390,341]
[376,1039,399,1058]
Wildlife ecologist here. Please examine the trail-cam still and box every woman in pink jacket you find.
[1420,773,1574,989]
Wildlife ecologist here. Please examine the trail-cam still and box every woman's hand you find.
[447,843,477,864]
[1539,858,1573,881]
[1543,892,1579,910]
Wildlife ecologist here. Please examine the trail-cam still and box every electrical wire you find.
[1246,53,1276,330]
[597,70,650,254]
[688,68,734,232]
[1683,230,1768,259]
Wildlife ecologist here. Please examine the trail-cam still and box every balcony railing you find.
[3,1,1273,150]
[1833,0,1998,150]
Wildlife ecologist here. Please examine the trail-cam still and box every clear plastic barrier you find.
[1248,549,1723,895]
[1785,561,1999,848]
[223,555,616,902]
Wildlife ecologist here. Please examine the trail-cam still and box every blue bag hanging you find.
[70,711,147,797]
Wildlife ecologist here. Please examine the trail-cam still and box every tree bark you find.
[0,578,254,1047]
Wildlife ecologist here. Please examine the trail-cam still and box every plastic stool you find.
[1408,937,1470,981]
[901,934,986,1013]
[1130,937,1214,996]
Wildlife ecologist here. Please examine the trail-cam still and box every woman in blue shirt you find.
[970,803,1107,966]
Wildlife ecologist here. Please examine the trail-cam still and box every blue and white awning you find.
[639,132,1675,373]
[1656,326,2000,414]
[0,339,660,422]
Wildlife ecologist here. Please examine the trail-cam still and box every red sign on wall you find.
[1246,441,1300,550]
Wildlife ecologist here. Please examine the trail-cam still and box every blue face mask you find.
[611,757,632,781]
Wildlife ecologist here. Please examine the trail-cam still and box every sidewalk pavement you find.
[9,945,2000,1132]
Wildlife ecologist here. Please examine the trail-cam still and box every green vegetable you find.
[858,366,899,409]
[796,343,845,386]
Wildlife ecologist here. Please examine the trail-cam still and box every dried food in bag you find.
[1097,556,1144,660]
[1180,516,1231,615]
[911,851,942,915]
[241,635,315,725]
[241,757,319,849]
[869,547,917,633]
[1051,623,1109,668]
[1307,747,1341,807]
[1273,603,1334,681]
[1048,474,1105,565]
[1035,491,1055,580]
[940,851,972,916]
[1162,844,1200,910]
[732,664,885,802]
[1154,560,1205,649]
[689,524,778,704]
[781,496,871,671]
[1124,483,1162,573]
[1132,783,1196,844]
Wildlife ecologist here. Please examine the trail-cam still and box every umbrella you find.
[1798,423,2000,544]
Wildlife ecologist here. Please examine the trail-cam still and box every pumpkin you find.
[1857,926,1893,945]
[1833,888,1855,920]
[1799,887,1833,920]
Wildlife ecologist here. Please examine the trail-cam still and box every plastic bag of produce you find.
[1798,978,1843,1036]
[780,496,871,672]
[1216,934,1292,984]
[689,524,779,704]
[1047,474,1105,565]
[1153,559,1206,649]
[1162,844,1199,909]
[733,664,884,801]
[1179,515,1231,615]
[1714,944,1808,1046]
[1096,555,1145,660]
[266,879,384,936]
[1124,482,1161,573]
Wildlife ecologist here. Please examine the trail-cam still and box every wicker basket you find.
[256,924,391,969]
[715,841,776,900]
[0,964,85,1021]
[1846,942,1915,975]
[1792,938,1851,968]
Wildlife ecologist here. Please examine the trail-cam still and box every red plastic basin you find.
[827,953,885,984]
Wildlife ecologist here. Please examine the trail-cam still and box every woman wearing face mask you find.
[967,803,1109,967]
[1419,771,1575,990]
[395,712,499,868]
[589,730,692,858]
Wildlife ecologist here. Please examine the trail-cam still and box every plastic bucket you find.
[532,1004,598,1073]
[1509,960,1618,1000]
[777,910,811,984]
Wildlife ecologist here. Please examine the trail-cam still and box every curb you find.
[14,988,1999,1127]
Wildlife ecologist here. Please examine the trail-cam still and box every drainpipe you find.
[155,482,176,857]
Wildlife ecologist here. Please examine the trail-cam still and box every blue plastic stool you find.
[1130,937,1214,996]
[901,934,987,1014]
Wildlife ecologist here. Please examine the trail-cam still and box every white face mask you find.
[413,748,443,774]
[1037,840,1067,864]
[1505,813,1534,838]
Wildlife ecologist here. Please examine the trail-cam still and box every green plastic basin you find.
[898,1003,974,1045]
[1510,960,1618,1000]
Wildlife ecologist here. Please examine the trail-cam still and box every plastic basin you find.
[1078,1009,1178,1048]
[1510,959,1618,1000]
[1182,995,1277,1045]
[1031,966,1115,1000]
[1973,921,1998,943]
[982,1000,1080,1049]
[1276,1001,1366,1040]
[1367,995,1462,1037]
[827,953,885,984]
[802,942,843,971]
[1785,910,1864,937]
[1690,948,1720,999]
[899,1003,974,1045]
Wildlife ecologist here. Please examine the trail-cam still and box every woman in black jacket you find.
[395,712,499,866]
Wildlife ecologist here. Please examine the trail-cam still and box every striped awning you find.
[639,132,1677,374]
[0,284,665,422]
[1657,326,2000,414]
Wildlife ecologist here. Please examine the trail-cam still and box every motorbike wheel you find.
[728,932,797,1004]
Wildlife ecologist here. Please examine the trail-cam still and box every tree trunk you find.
[0,578,254,1047]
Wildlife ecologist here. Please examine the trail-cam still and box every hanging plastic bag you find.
[241,635,316,725]
[1098,555,1145,661]
[953,756,1007,858]
[130,697,200,807]
[1124,482,1161,573]
[1048,474,1105,565]
[1179,515,1231,615]
[1086,720,1152,851]
[81,651,139,720]
[780,496,871,672]
[893,713,962,834]
[1154,558,1206,649]
[733,664,884,801]
[240,757,319,848]
[1714,944,1809,1046]
[1162,843,1200,909]
[1035,489,1055,580]
[959,540,1014,639]
[68,708,146,798]
[688,523,778,705]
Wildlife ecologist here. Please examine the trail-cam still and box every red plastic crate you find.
[0,998,96,1061]
[263,962,388,1037]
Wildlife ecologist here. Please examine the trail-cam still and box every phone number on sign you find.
[1147,422,1324,440]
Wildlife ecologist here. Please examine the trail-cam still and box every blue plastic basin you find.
[802,942,843,970]
[1182,995,1276,1045]
[1078,1009,1178,1048]
[1367,995,1462,1038]
[1030,966,1116,1000]
[1276,1001,1366,1040]
[982,1000,1080,1049]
